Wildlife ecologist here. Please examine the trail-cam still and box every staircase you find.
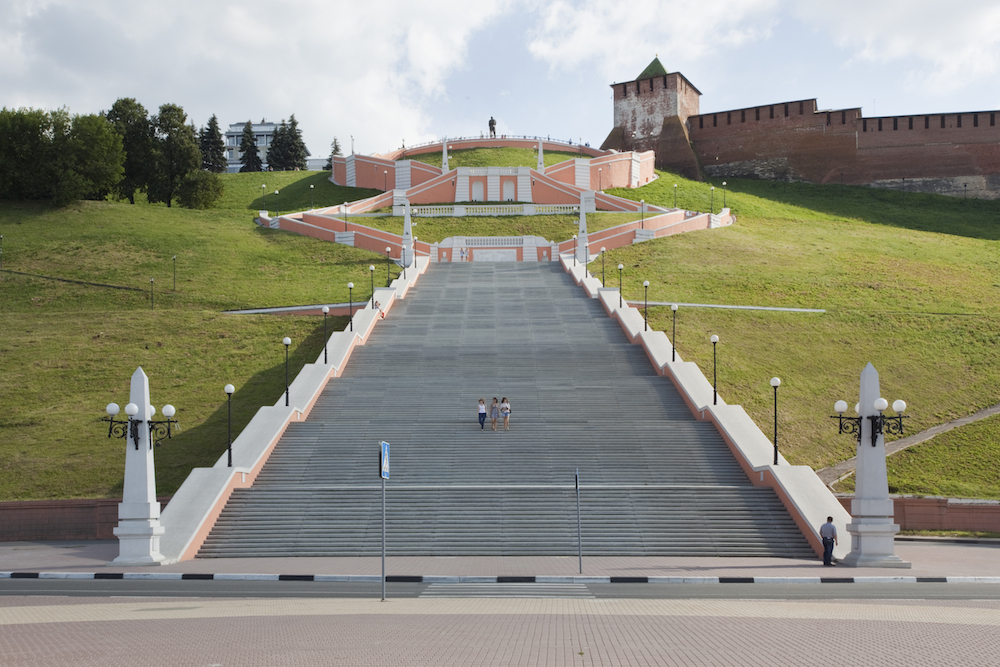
[199,263,813,558]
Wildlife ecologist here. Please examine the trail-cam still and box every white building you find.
[224,120,277,173]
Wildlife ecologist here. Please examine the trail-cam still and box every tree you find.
[51,112,124,205]
[177,170,223,209]
[199,114,227,173]
[106,98,153,204]
[267,119,290,171]
[147,104,200,207]
[286,114,308,170]
[324,137,342,170]
[239,120,262,172]
[0,107,53,200]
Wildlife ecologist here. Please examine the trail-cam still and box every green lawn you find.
[403,147,589,169]
[3,160,1000,500]
[356,212,643,244]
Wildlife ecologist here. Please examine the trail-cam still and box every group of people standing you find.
[478,397,511,431]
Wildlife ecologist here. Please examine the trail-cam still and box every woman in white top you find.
[478,398,487,431]
[500,398,511,431]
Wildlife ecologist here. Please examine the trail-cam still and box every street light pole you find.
[710,186,715,214]
[150,278,154,310]
[283,337,291,406]
[1,234,4,269]
[384,170,388,191]
[600,247,606,287]
[722,181,727,209]
[172,255,176,291]
[275,190,279,217]
[643,281,649,331]
[348,282,354,331]
[710,334,719,405]
[385,246,392,286]
[770,377,781,465]
[572,235,577,267]
[598,168,602,192]
[618,264,624,308]
[225,384,235,467]
[369,265,375,306]
[671,304,678,361]
[262,184,266,212]
[322,306,329,364]
[640,199,644,230]
[310,184,314,209]
[673,184,677,209]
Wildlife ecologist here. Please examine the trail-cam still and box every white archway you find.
[502,181,515,201]
[471,181,484,201]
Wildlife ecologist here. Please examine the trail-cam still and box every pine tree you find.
[200,114,227,173]
[238,120,262,172]
[287,114,308,170]
[267,119,290,171]
[324,137,341,170]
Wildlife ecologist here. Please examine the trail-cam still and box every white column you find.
[112,367,165,565]
[536,140,544,174]
[841,363,910,568]
[441,138,449,171]
[402,200,414,268]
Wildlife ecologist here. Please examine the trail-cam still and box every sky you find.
[3,0,1000,161]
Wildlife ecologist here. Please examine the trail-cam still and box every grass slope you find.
[3,162,1000,500]
[0,177,387,500]
[404,147,588,169]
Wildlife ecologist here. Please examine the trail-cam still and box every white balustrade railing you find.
[409,204,580,217]
[464,236,524,247]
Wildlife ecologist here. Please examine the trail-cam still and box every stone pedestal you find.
[111,367,165,565]
[841,363,910,568]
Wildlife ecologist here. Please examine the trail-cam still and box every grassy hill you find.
[2,162,999,500]
[403,147,588,169]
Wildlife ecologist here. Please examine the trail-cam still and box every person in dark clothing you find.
[489,116,496,138]
[820,516,838,566]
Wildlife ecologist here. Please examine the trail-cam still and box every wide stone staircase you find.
[198,263,814,558]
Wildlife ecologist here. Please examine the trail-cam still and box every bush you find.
[177,170,223,209]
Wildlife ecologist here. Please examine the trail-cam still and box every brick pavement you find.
[2,539,1000,579]
[0,596,998,666]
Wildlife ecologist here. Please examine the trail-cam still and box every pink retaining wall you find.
[0,497,171,542]
[837,496,1000,533]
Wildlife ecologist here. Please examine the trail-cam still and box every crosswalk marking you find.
[419,583,594,598]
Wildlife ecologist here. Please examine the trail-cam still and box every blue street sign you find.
[381,441,390,479]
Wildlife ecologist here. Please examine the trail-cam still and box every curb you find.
[3,572,1000,584]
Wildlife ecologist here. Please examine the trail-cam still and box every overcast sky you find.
[3,0,1000,160]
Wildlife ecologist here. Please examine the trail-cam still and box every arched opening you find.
[502,181,515,201]
[471,181,484,201]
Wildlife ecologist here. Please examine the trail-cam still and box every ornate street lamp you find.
[225,384,235,467]
[832,399,908,447]
[369,265,376,306]
[385,246,392,286]
[103,401,177,450]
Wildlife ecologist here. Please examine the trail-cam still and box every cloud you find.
[525,0,779,81]
[792,0,1000,93]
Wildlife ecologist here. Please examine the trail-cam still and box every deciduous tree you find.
[106,98,153,204]
[147,103,200,207]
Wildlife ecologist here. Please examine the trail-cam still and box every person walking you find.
[489,116,496,139]
[490,397,500,432]
[500,397,511,431]
[820,516,838,566]
[478,398,487,431]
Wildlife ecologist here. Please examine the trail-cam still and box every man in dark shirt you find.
[489,116,496,138]
[820,517,838,566]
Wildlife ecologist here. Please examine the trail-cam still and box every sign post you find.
[380,441,390,601]
[575,468,582,574]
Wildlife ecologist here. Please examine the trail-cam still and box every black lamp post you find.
[262,184,266,211]
[322,306,329,364]
[172,255,176,291]
[310,184,314,208]
[673,184,677,209]
[710,334,719,405]
[275,190,279,217]
[671,304,678,361]
[150,277,154,310]
[600,247,606,287]
[348,282,354,331]
[643,281,649,331]
[572,234,577,267]
[1,234,4,269]
[710,186,715,214]
[640,199,645,230]
[385,246,392,286]
[369,265,375,306]
[770,377,780,465]
[384,170,388,191]
[722,181,727,209]
[618,264,624,308]
[283,337,291,406]
[225,384,235,467]
[598,168,602,192]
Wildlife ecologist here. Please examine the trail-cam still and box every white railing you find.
[533,205,579,214]
[410,206,454,216]
[464,236,524,247]
[409,204,580,217]
[466,167,489,175]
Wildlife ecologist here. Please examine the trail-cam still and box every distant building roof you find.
[636,57,667,80]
